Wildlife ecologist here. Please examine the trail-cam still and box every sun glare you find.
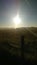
[13,14,21,28]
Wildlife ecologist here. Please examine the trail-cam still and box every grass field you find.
[0,27,37,64]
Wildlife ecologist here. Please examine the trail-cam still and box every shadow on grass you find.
[0,41,37,65]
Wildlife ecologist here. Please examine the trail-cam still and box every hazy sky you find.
[0,0,37,28]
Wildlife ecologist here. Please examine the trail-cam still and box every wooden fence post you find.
[21,35,24,60]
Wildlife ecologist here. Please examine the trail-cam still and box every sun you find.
[13,14,21,28]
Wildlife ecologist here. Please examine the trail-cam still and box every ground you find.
[0,27,37,64]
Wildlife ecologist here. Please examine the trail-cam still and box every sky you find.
[0,0,37,28]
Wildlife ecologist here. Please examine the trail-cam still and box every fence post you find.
[21,35,24,60]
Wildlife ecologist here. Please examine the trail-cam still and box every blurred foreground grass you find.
[0,27,37,61]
